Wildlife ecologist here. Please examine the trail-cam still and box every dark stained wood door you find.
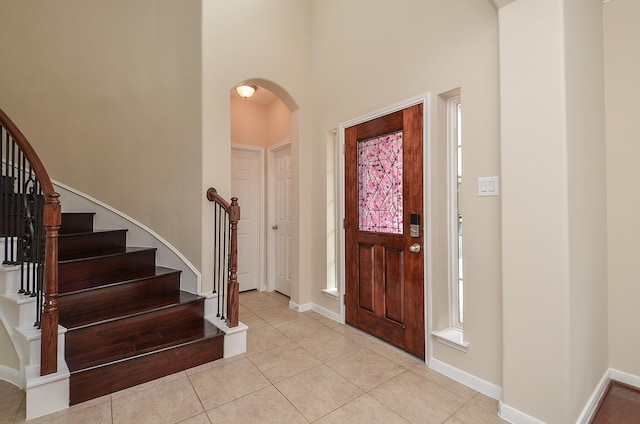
[345,103,425,359]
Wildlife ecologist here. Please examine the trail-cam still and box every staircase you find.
[57,212,224,405]
[0,108,244,418]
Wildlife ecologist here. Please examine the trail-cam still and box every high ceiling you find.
[492,0,516,8]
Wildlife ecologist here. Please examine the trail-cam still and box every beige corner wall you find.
[604,0,640,378]
[0,1,203,268]
[310,0,503,386]
[231,96,291,148]
[500,0,608,422]
[201,0,312,295]
[564,0,608,418]
[267,100,292,146]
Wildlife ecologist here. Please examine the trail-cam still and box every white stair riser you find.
[1,262,37,296]
[0,264,20,295]
[0,237,19,265]
[15,326,66,369]
[0,294,38,329]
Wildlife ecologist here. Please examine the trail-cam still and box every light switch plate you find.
[478,176,500,196]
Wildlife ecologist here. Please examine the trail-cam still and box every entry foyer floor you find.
[1,290,505,423]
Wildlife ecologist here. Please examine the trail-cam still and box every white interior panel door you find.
[231,147,262,292]
[274,145,292,296]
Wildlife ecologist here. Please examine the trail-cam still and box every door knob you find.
[272,224,279,230]
[409,243,421,253]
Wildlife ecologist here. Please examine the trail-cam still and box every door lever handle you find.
[272,224,279,230]
[409,243,421,253]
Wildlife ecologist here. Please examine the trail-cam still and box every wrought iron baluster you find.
[1,127,7,265]
[206,188,240,328]
[9,139,17,268]
[0,106,61,375]
[221,210,228,321]
[214,203,221,317]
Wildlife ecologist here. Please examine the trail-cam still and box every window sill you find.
[321,288,339,300]
[431,327,470,353]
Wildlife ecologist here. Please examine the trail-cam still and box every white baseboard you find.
[311,303,341,323]
[499,403,546,424]
[576,369,610,424]
[610,368,640,389]
[288,301,341,323]
[428,357,502,401]
[499,368,640,424]
[289,301,311,312]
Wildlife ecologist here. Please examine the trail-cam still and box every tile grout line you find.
[184,372,213,424]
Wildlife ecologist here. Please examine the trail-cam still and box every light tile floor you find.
[1,291,507,423]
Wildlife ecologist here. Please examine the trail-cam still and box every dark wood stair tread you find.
[57,267,181,323]
[54,212,227,405]
[58,266,180,298]
[58,247,157,292]
[68,321,224,405]
[58,229,127,261]
[60,290,201,330]
[59,246,155,264]
[66,318,224,373]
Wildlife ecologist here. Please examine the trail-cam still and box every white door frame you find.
[337,93,432,362]
[267,140,292,293]
[231,144,266,291]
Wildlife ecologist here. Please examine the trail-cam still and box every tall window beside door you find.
[324,130,339,298]
[431,93,468,351]
[449,96,463,329]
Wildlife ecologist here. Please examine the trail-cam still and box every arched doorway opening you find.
[229,80,299,301]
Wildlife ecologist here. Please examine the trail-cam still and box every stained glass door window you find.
[357,130,403,234]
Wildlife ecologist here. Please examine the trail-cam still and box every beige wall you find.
[605,0,640,378]
[1,3,636,422]
[500,4,569,422]
[201,0,312,295]
[310,0,503,386]
[0,0,203,268]
[500,2,571,418]
[500,0,608,422]
[564,0,608,418]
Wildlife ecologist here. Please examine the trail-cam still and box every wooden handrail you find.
[206,187,240,327]
[0,107,60,376]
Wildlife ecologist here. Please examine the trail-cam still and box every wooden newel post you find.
[226,197,240,328]
[40,192,61,376]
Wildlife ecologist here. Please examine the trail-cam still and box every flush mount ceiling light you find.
[235,85,257,98]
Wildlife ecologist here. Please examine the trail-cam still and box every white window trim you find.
[325,129,339,299]
[321,287,339,300]
[431,95,469,352]
[448,96,463,330]
[432,327,470,352]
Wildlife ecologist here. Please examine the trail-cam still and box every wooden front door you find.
[345,104,425,359]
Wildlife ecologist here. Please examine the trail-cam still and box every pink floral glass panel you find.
[358,130,403,234]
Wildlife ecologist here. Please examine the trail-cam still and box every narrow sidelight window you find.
[449,96,463,328]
